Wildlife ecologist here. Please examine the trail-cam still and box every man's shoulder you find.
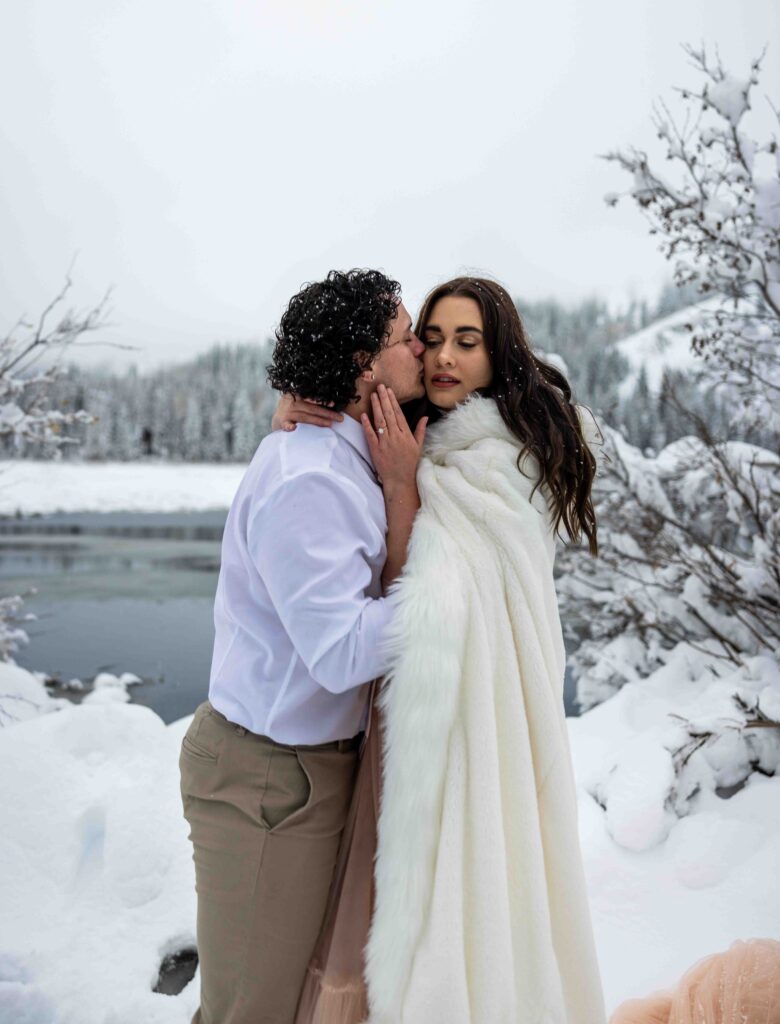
[242,425,351,496]
[240,429,371,530]
[246,424,333,467]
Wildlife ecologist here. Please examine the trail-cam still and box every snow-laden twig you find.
[601,46,780,430]
[1,273,112,452]
[559,47,780,746]
[1,273,110,660]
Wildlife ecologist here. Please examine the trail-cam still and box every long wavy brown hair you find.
[412,276,600,556]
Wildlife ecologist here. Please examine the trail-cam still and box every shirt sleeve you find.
[247,470,394,694]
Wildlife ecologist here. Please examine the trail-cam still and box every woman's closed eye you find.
[423,338,477,349]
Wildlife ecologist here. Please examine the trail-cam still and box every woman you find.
[277,277,606,1024]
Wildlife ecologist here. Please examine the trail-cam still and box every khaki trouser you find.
[179,701,360,1024]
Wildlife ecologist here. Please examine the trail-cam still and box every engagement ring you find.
[377,427,385,434]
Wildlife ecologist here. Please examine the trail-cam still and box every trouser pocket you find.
[256,744,311,831]
[179,716,359,1024]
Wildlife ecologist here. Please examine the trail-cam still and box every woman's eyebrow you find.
[419,321,481,333]
[423,324,483,334]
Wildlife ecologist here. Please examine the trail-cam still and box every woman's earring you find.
[362,370,375,382]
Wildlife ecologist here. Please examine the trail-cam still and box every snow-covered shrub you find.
[0,594,33,663]
[568,644,780,857]
[1,274,108,663]
[0,275,107,452]
[603,45,779,434]
[558,45,780,836]
[560,428,780,709]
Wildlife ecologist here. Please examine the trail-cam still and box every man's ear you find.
[355,352,376,382]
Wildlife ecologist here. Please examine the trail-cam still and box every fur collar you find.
[422,394,519,464]
[422,394,551,517]
[422,392,605,480]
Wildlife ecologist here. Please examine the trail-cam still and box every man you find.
[179,269,426,1024]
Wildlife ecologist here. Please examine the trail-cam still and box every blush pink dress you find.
[294,684,383,1024]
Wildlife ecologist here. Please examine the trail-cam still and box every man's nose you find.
[412,335,425,358]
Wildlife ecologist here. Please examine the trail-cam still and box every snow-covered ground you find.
[568,646,780,1010]
[1,656,778,1024]
[0,667,198,1024]
[0,461,246,516]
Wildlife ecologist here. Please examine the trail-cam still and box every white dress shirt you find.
[208,414,393,744]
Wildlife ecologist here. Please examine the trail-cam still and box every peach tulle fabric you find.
[609,938,780,1024]
[295,681,780,1024]
[294,688,383,1024]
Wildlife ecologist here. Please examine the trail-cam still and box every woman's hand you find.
[361,385,427,492]
[271,394,344,433]
[362,385,427,590]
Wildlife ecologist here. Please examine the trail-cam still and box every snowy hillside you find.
[615,299,722,400]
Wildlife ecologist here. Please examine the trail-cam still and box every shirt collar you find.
[332,414,376,473]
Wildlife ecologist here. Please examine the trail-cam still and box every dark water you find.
[0,511,581,721]
[0,511,225,723]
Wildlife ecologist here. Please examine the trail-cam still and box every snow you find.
[0,662,68,726]
[82,672,143,706]
[592,733,677,851]
[614,299,722,400]
[0,675,199,1024]
[0,461,246,516]
[706,74,751,126]
[1,656,778,1023]
[568,649,780,1011]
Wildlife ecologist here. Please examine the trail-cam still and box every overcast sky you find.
[1,0,777,370]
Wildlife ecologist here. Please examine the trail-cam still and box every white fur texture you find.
[365,396,606,1024]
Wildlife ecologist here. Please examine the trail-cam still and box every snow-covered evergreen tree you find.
[230,387,259,462]
[182,394,204,461]
[13,339,276,462]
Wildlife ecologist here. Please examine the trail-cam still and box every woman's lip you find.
[431,377,461,387]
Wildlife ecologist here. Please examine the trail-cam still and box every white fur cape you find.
[365,396,606,1024]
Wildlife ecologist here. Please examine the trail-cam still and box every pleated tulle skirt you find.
[294,688,383,1024]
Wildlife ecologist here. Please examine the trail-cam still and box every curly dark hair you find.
[267,269,402,410]
[411,276,600,556]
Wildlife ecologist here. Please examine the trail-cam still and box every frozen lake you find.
[0,511,225,722]
[0,509,582,720]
